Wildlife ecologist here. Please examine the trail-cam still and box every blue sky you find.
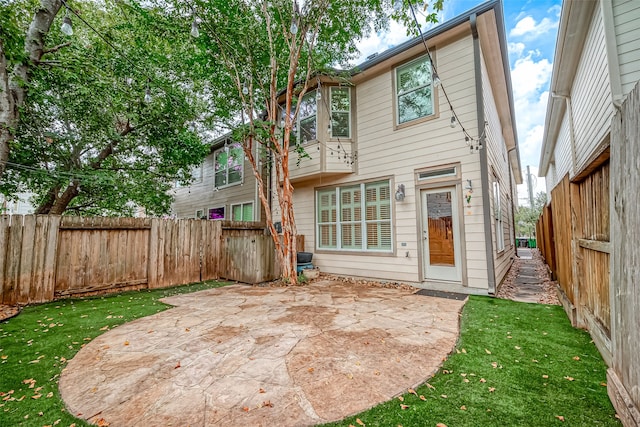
[356,0,562,205]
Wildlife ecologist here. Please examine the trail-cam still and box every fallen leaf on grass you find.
[564,376,574,381]
[460,405,467,410]
[480,378,486,383]
[515,346,521,350]
[397,396,404,402]
[419,395,426,401]
[600,382,607,387]
[572,356,580,361]
[400,404,409,410]
[46,392,53,398]
[542,375,549,379]
[408,388,417,396]
[99,326,109,331]
[440,395,447,399]
[463,379,470,383]
[488,387,496,392]
[356,418,365,426]
[485,349,492,354]
[555,415,565,422]
[436,423,447,427]
[491,362,498,368]
[427,383,435,390]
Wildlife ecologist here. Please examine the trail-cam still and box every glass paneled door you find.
[421,187,461,282]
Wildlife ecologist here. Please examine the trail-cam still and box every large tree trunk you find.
[0,0,63,178]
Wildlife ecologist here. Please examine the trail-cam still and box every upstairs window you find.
[330,87,351,138]
[298,91,317,143]
[395,56,434,125]
[214,143,243,188]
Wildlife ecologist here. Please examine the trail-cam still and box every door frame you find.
[413,163,467,285]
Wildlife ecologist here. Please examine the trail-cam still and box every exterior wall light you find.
[395,184,406,202]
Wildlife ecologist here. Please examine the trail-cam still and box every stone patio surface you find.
[59,280,466,426]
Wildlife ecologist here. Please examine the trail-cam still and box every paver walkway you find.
[59,280,465,426]
[497,248,560,305]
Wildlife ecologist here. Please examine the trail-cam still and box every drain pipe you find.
[471,13,497,295]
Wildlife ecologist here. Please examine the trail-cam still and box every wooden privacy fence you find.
[536,162,611,364]
[0,216,292,305]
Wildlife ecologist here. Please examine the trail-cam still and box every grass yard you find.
[326,296,620,427]
[1,288,620,427]
[0,280,229,427]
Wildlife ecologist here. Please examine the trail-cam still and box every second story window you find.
[330,87,351,138]
[298,90,317,143]
[395,56,434,125]
[214,143,243,188]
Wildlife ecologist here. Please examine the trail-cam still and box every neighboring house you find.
[538,1,640,425]
[1,192,35,215]
[172,134,265,222]
[284,0,522,295]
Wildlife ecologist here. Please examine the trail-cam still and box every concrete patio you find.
[59,280,466,426]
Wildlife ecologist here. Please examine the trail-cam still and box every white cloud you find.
[510,16,557,38]
[510,50,553,169]
[508,42,525,58]
[547,5,561,18]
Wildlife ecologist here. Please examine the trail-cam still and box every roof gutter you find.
[471,12,497,295]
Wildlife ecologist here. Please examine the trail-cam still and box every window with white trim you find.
[316,180,392,251]
[208,206,225,220]
[195,209,204,219]
[214,143,243,188]
[493,179,505,252]
[231,202,254,221]
[330,87,350,138]
[298,91,317,143]
[395,55,435,125]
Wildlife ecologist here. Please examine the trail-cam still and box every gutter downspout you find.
[551,93,578,176]
[508,147,517,249]
[471,13,497,295]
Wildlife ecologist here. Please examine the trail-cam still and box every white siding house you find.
[287,0,521,295]
[171,135,264,222]
[539,0,640,185]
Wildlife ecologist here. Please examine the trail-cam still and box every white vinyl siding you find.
[317,181,392,252]
[553,112,573,179]
[571,6,614,172]
[613,0,640,95]
[231,202,254,221]
[395,55,435,124]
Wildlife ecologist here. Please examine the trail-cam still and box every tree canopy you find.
[516,191,548,238]
[1,0,213,215]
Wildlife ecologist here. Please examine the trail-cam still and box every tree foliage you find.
[166,0,443,283]
[1,0,212,215]
[516,191,548,238]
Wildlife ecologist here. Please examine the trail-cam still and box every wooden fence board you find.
[610,81,640,425]
[0,215,12,304]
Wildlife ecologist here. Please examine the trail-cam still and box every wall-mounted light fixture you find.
[395,184,406,202]
[465,179,473,191]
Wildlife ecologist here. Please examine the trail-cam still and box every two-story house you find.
[172,134,265,222]
[281,0,521,295]
[173,0,520,296]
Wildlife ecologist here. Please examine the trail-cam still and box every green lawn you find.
[0,280,229,427]
[1,289,619,427]
[325,296,620,427]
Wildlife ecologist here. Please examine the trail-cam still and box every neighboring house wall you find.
[172,143,262,221]
[1,192,35,215]
[571,6,613,174]
[613,0,640,94]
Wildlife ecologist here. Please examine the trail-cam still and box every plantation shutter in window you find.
[317,189,337,248]
[340,186,362,249]
[365,181,392,250]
